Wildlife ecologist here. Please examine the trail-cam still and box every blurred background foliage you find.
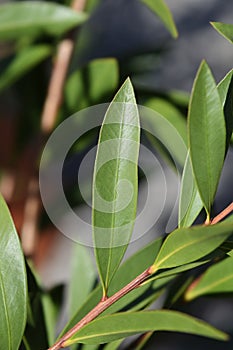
[0,0,233,349]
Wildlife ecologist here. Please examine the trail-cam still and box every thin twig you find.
[211,202,233,225]
[21,0,87,255]
[41,0,86,133]
[48,268,152,350]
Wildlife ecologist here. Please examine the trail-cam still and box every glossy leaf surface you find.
[186,256,233,300]
[0,195,27,349]
[93,78,140,294]
[211,22,233,44]
[140,0,178,38]
[188,61,226,214]
[179,151,203,227]
[64,310,227,345]
[60,238,163,336]
[152,221,233,270]
[0,1,87,41]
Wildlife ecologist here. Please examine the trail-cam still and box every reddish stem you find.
[211,202,233,225]
[48,268,152,350]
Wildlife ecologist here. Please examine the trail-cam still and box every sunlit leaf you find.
[64,310,228,345]
[151,221,233,271]
[188,61,226,215]
[93,78,140,295]
[0,45,52,92]
[185,256,233,300]
[0,194,27,349]
[211,22,233,44]
[0,1,87,41]
[140,0,178,38]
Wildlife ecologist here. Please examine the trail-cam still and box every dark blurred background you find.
[0,1,233,349]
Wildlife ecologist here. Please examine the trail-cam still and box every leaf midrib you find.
[155,231,226,269]
[203,81,212,212]
[105,101,127,288]
[192,273,233,297]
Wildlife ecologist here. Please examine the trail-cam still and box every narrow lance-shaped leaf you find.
[59,238,163,337]
[63,310,228,345]
[144,97,187,168]
[151,221,233,271]
[0,45,52,93]
[66,58,119,112]
[211,22,233,44]
[179,150,203,227]
[188,60,226,217]
[0,1,87,41]
[92,78,140,296]
[41,286,63,346]
[217,70,233,151]
[68,243,96,318]
[0,194,27,350]
[185,256,233,301]
[140,0,178,38]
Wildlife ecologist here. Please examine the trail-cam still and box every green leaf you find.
[0,194,27,350]
[103,339,123,350]
[217,70,233,151]
[144,98,187,144]
[92,78,140,295]
[164,275,194,308]
[82,344,100,350]
[59,238,163,337]
[140,0,178,38]
[151,221,233,271]
[102,276,172,317]
[179,151,203,227]
[217,70,233,105]
[68,243,96,318]
[211,22,233,44]
[22,336,32,350]
[64,310,228,345]
[142,105,187,168]
[66,58,119,112]
[86,0,102,13]
[145,260,209,286]
[41,285,63,346]
[24,262,64,349]
[0,1,87,41]
[186,256,233,300]
[0,45,52,92]
[188,61,226,215]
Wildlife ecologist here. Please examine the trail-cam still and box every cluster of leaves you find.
[0,1,233,350]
